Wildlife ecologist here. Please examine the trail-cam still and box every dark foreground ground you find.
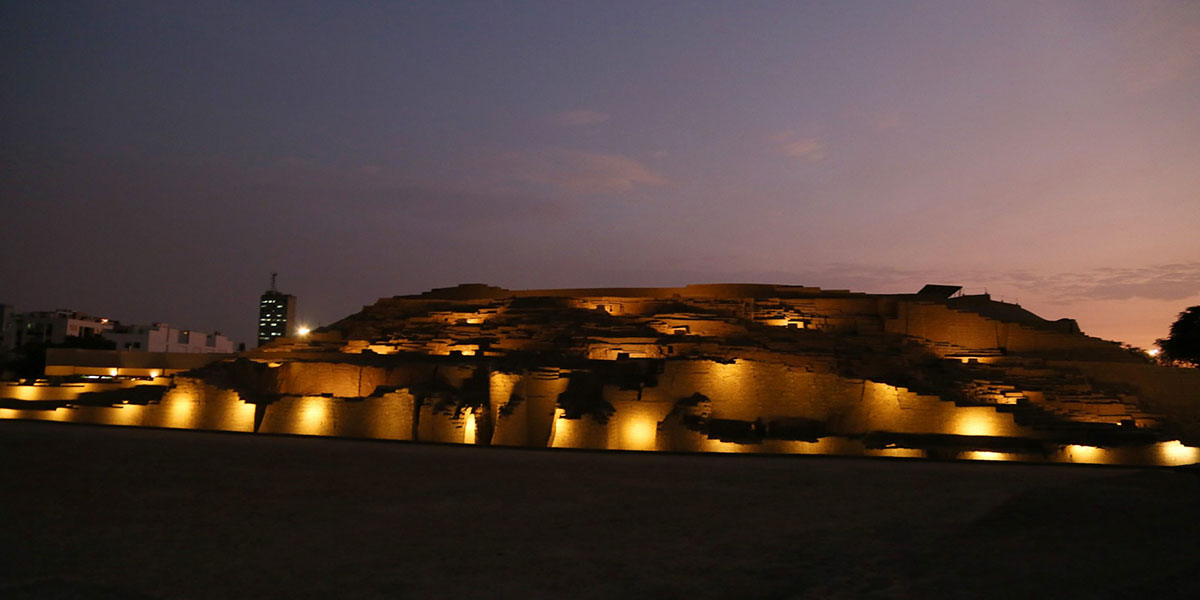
[2,421,1199,599]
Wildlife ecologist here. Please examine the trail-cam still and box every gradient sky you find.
[3,1,1198,349]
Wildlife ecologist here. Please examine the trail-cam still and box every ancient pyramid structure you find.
[190,282,1200,463]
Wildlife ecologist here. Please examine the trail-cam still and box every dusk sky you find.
[3,1,1198,349]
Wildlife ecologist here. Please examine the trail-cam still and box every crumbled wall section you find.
[886,301,1130,360]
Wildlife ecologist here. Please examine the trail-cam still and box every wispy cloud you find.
[277,156,313,168]
[997,263,1200,302]
[548,109,610,126]
[875,111,904,131]
[243,159,574,223]
[1119,3,1200,93]
[377,186,569,223]
[769,131,827,161]
[506,149,669,194]
[707,261,1200,305]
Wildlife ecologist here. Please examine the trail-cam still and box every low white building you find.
[0,306,237,354]
[103,322,234,353]
[2,309,113,349]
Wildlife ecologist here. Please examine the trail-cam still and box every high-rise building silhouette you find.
[258,273,296,347]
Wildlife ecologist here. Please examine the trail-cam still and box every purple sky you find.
[3,1,1198,349]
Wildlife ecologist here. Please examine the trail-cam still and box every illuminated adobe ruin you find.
[6,283,1200,464]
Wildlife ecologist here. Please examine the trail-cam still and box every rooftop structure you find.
[104,322,234,354]
[0,309,113,350]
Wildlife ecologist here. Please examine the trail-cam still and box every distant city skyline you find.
[3,1,1198,349]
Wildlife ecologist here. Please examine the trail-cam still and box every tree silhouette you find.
[1156,306,1200,367]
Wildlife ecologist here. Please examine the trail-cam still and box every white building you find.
[103,322,235,353]
[2,309,113,349]
[0,306,236,354]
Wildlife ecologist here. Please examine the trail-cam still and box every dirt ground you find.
[2,420,1198,599]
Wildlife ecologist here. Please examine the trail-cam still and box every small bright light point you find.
[297,327,311,336]
[1147,348,1160,357]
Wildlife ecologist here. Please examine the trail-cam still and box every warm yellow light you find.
[1065,444,1104,464]
[1158,440,1200,466]
[873,447,925,458]
[623,418,657,450]
[165,394,196,429]
[46,408,71,422]
[550,411,573,448]
[5,385,41,401]
[771,438,835,455]
[297,326,311,336]
[1147,348,1160,357]
[702,438,748,453]
[148,370,160,378]
[463,411,476,444]
[295,397,329,435]
[954,409,998,437]
[109,403,146,426]
[109,368,119,377]
[963,450,1011,461]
